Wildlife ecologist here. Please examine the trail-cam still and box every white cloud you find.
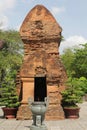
[0,15,9,30]
[51,6,65,15]
[59,36,87,53]
[0,0,16,13]
[0,0,16,30]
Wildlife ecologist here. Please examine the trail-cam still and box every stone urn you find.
[28,97,49,130]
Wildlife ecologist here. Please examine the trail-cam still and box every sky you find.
[0,0,87,53]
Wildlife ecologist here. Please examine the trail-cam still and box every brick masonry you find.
[16,5,67,120]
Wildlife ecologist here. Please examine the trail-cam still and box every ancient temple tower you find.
[17,5,67,120]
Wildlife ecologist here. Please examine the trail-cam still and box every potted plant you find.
[61,77,84,119]
[0,78,20,119]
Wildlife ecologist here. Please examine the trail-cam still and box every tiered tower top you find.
[20,5,62,42]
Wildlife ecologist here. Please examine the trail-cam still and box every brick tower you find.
[17,5,67,120]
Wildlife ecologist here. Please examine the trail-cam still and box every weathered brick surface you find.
[17,105,32,120]
[17,5,67,120]
[20,5,61,41]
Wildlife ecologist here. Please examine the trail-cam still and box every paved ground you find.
[0,102,87,130]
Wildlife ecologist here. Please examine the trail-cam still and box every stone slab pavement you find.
[0,102,87,130]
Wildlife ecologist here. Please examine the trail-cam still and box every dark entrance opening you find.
[34,76,47,101]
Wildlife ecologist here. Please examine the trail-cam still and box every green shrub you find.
[78,77,87,94]
[0,78,20,108]
[61,77,84,107]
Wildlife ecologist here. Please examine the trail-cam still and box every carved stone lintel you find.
[35,66,47,76]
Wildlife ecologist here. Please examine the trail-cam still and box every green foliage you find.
[61,48,75,77]
[0,30,23,107]
[71,43,87,78]
[0,30,23,54]
[78,77,87,94]
[0,77,20,108]
[61,43,87,78]
[0,30,23,86]
[61,78,84,107]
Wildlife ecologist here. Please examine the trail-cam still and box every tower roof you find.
[20,5,62,41]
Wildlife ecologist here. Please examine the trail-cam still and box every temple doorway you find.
[34,76,47,101]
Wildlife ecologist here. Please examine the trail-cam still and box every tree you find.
[0,30,23,87]
[71,43,87,78]
[61,43,87,78]
[61,48,75,77]
[0,30,23,54]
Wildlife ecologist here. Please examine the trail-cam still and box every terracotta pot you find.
[63,107,80,119]
[2,107,18,119]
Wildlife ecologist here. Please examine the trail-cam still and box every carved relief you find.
[35,66,47,76]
